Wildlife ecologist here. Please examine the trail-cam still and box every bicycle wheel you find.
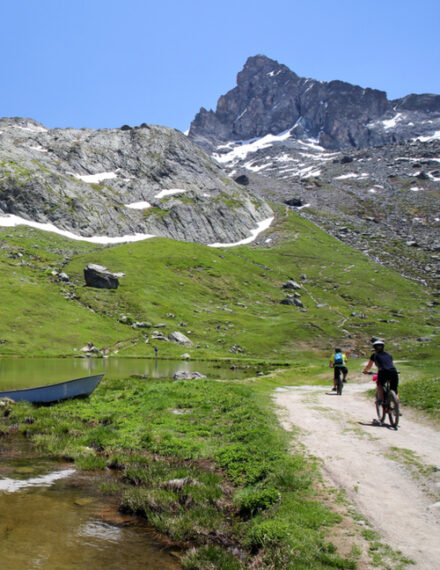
[336,376,343,395]
[376,399,386,423]
[387,391,400,429]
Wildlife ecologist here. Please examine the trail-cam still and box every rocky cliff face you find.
[0,118,272,244]
[189,55,440,152]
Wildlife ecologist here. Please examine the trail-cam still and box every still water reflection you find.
[0,438,180,570]
[0,357,257,391]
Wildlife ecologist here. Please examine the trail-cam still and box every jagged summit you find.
[189,55,440,151]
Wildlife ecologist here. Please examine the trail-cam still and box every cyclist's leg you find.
[333,367,340,390]
[376,371,385,401]
[342,366,348,382]
[389,370,400,403]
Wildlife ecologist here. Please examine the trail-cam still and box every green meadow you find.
[0,207,438,360]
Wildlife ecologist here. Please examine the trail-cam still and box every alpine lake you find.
[0,357,266,569]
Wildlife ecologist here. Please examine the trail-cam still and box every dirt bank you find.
[274,377,440,569]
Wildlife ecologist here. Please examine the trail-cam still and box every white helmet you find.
[372,339,385,346]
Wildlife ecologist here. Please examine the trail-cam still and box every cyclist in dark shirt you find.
[362,339,399,402]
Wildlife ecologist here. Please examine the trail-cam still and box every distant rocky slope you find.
[189,54,440,152]
[229,137,440,287]
[188,55,440,288]
[0,118,272,244]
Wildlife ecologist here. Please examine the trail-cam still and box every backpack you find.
[334,352,344,366]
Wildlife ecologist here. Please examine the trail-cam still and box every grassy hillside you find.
[0,208,438,359]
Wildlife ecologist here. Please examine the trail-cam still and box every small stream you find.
[0,437,180,569]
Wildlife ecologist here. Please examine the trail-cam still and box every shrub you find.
[182,545,244,569]
[245,519,291,551]
[236,486,280,517]
[75,454,107,470]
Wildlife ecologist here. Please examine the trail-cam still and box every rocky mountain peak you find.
[189,55,440,152]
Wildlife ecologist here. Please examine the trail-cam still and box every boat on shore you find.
[0,374,103,404]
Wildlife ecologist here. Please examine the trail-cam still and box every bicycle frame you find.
[376,380,399,429]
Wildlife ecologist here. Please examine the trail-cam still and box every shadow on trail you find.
[358,420,398,430]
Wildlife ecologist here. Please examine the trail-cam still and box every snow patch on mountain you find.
[214,129,294,165]
[382,113,404,129]
[0,213,273,248]
[0,214,155,244]
[28,145,48,153]
[209,217,274,247]
[418,130,440,142]
[154,188,187,199]
[75,172,118,183]
[334,173,369,180]
[125,201,152,210]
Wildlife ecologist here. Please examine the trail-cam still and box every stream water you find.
[0,437,180,569]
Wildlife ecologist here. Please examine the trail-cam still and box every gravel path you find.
[274,378,440,569]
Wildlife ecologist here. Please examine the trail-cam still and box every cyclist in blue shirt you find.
[330,348,348,390]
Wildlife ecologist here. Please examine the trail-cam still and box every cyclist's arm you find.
[362,359,374,374]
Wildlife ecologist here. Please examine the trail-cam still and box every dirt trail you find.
[274,378,440,569]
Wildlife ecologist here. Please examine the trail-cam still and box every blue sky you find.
[2,0,439,132]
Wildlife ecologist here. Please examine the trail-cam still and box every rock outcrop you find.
[84,264,121,289]
[168,331,193,347]
[173,371,206,381]
[0,117,272,245]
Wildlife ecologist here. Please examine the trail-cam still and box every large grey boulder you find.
[280,298,304,307]
[84,264,121,289]
[282,280,302,290]
[168,331,193,347]
[173,371,206,381]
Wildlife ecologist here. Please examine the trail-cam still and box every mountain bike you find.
[377,379,399,429]
[364,372,399,428]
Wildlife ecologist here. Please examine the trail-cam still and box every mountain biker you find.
[362,339,399,403]
[330,348,348,390]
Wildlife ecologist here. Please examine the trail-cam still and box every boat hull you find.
[0,374,103,404]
